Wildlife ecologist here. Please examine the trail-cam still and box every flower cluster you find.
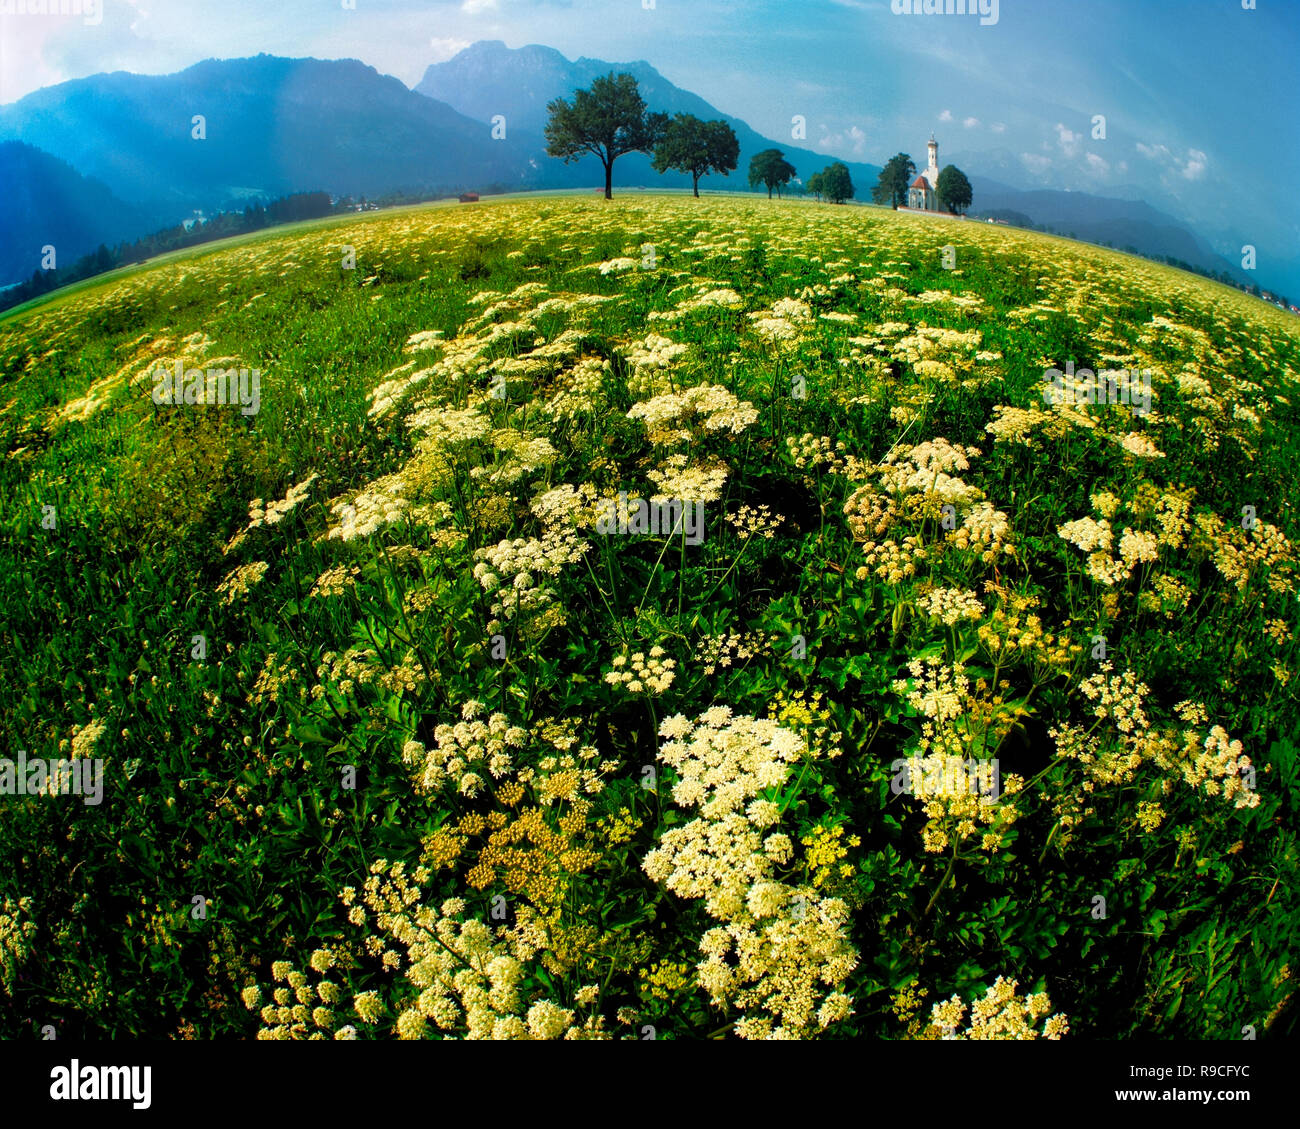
[323,482,409,542]
[216,561,269,605]
[1170,725,1261,810]
[70,717,108,760]
[976,584,1081,674]
[694,629,782,675]
[253,952,357,1040]
[402,702,527,797]
[1059,485,1199,589]
[309,564,361,598]
[918,586,984,626]
[642,708,858,1038]
[627,383,758,444]
[876,438,985,509]
[645,454,730,505]
[648,287,744,322]
[947,501,1015,564]
[790,434,873,479]
[0,896,37,994]
[856,536,928,584]
[543,356,610,421]
[768,689,843,760]
[843,486,899,542]
[604,646,677,695]
[623,333,690,396]
[801,825,859,889]
[472,529,589,634]
[926,977,1068,1040]
[249,652,305,705]
[1193,512,1296,595]
[224,474,320,553]
[726,504,784,540]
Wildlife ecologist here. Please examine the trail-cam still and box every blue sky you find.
[3,0,1297,288]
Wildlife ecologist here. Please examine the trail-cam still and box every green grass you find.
[0,193,1296,1040]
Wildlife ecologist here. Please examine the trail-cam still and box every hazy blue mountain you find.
[0,55,556,217]
[966,176,1249,284]
[0,141,158,287]
[0,44,1276,299]
[414,40,883,194]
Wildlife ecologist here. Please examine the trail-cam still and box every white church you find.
[906,134,943,211]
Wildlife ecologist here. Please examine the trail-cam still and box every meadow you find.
[0,194,1296,1040]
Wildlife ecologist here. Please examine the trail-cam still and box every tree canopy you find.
[651,114,740,197]
[819,161,855,204]
[748,149,797,199]
[871,153,916,209]
[544,72,668,199]
[936,165,973,215]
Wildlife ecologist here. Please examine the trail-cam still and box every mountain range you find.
[0,40,1276,298]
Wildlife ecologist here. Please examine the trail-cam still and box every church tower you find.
[907,133,943,211]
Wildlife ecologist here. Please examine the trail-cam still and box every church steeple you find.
[928,134,938,171]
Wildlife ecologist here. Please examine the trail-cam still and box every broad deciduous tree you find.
[545,73,668,200]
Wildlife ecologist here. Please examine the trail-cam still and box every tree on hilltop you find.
[651,114,740,197]
[544,72,668,200]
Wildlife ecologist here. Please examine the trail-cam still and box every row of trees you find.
[546,73,739,199]
[748,152,856,204]
[545,72,970,214]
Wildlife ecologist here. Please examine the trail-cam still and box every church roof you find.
[910,174,931,189]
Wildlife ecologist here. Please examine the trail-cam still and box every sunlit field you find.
[1,194,1296,1040]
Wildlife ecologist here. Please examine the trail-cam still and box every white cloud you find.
[461,0,497,12]
[429,36,472,61]
[990,122,1006,134]
[1085,152,1109,175]
[815,123,867,157]
[938,109,953,122]
[1054,123,1081,158]
[1021,153,1052,175]
[963,116,980,129]
[1135,141,1206,181]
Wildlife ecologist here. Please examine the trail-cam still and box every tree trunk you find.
[767,185,773,199]
[604,160,613,200]
[693,172,700,198]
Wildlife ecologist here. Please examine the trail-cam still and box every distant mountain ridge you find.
[0,55,553,216]
[0,43,1282,300]
[967,176,1250,285]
